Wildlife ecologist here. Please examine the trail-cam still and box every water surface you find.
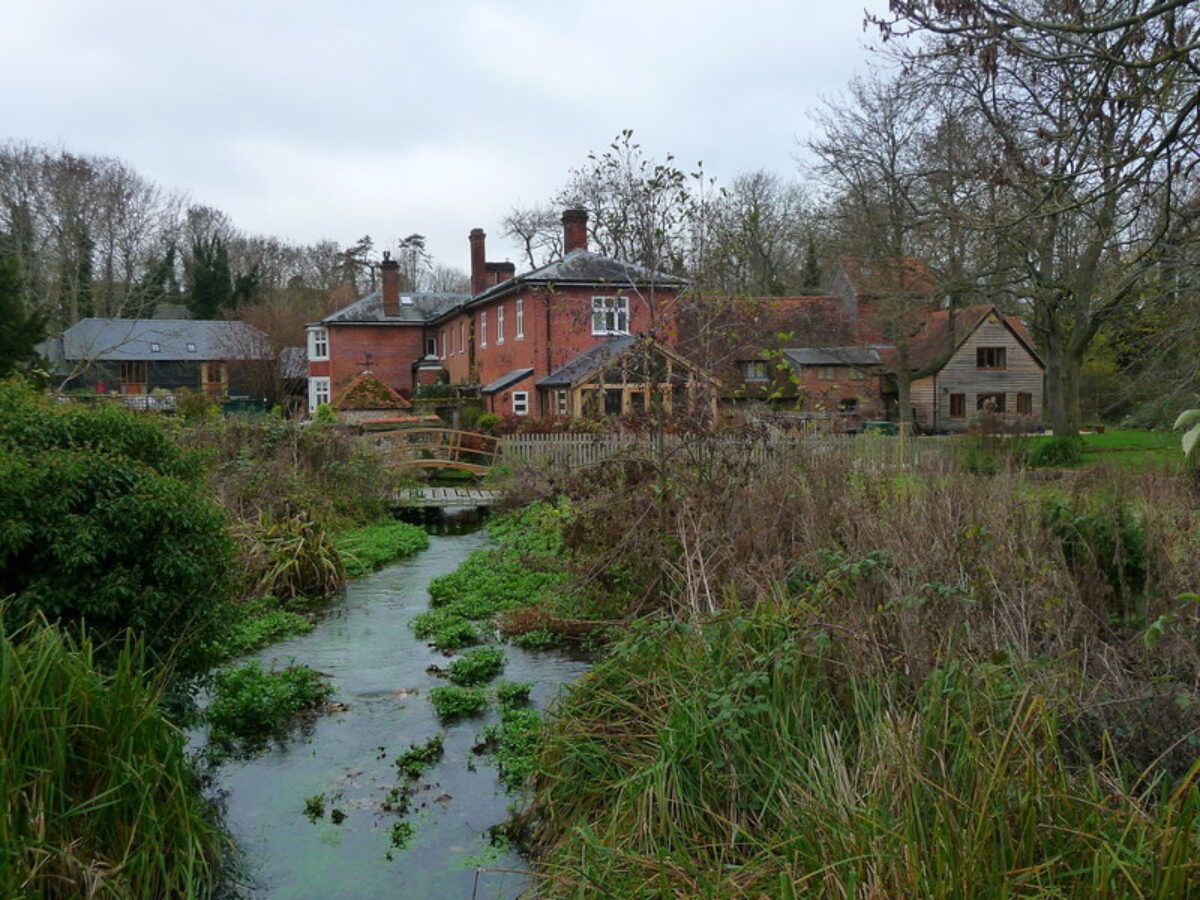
[209,525,588,899]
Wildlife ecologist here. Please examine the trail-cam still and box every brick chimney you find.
[380,251,400,316]
[487,261,516,285]
[469,228,487,295]
[562,208,588,254]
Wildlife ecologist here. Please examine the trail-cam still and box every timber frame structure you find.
[536,336,718,420]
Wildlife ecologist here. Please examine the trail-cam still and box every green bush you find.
[428,685,488,722]
[447,645,506,686]
[175,389,219,422]
[334,520,429,577]
[312,403,339,425]
[0,618,225,897]
[1044,495,1148,618]
[205,661,332,752]
[0,380,233,673]
[1027,436,1083,468]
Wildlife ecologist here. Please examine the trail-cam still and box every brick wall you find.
[327,324,425,399]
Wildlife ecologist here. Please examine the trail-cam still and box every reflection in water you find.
[207,518,588,900]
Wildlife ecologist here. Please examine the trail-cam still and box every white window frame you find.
[515,298,524,340]
[458,322,465,355]
[512,391,529,416]
[496,305,505,345]
[425,336,437,357]
[592,295,630,335]
[307,327,329,361]
[308,376,330,413]
[479,311,488,348]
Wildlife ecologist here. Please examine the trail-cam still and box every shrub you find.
[205,661,332,752]
[312,403,339,425]
[428,685,488,722]
[0,618,225,897]
[234,512,345,604]
[447,645,506,686]
[477,412,501,433]
[335,520,429,577]
[1027,436,1083,467]
[175,389,220,422]
[0,380,233,673]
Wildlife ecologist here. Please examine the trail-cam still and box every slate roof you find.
[56,318,268,362]
[322,291,468,325]
[482,368,535,394]
[783,346,884,367]
[280,346,307,379]
[469,249,686,308]
[537,337,637,388]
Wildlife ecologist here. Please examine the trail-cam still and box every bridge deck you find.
[390,487,502,508]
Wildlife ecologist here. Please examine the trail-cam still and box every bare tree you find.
[868,0,1200,434]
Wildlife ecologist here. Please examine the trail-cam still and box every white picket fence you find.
[499,431,956,471]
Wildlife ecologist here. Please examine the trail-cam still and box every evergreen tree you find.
[127,245,181,317]
[801,235,822,290]
[186,234,233,318]
[0,245,47,377]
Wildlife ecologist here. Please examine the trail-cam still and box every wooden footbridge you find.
[376,428,502,476]
[390,486,502,509]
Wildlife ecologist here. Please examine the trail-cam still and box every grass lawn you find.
[1025,429,1183,472]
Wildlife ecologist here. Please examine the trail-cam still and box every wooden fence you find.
[499,430,958,472]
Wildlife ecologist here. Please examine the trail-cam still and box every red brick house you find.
[307,209,707,419]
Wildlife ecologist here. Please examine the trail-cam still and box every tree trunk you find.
[1045,351,1082,436]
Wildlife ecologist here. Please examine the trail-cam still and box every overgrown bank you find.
[492,443,1200,897]
[0,382,429,895]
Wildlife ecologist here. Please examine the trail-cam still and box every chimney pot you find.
[562,207,588,254]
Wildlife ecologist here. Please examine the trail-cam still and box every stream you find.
[207,514,590,899]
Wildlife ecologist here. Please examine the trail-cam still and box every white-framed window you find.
[592,296,629,335]
[150,342,161,353]
[555,389,568,415]
[426,337,436,357]
[480,311,488,348]
[186,342,197,353]
[512,391,529,415]
[307,327,329,361]
[515,299,524,340]
[459,321,465,355]
[439,329,447,359]
[496,305,505,344]
[308,376,330,413]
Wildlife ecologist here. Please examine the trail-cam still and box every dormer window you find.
[592,296,629,335]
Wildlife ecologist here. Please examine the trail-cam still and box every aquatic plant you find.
[429,685,488,722]
[495,680,533,708]
[447,646,506,687]
[205,661,333,752]
[334,520,429,577]
[394,733,445,780]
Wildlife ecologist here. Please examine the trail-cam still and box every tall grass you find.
[528,611,1200,898]
[0,617,226,898]
[503,441,1200,896]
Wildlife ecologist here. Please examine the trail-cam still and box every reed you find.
[529,611,1200,898]
[0,617,226,898]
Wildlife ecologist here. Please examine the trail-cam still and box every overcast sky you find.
[1,0,889,271]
